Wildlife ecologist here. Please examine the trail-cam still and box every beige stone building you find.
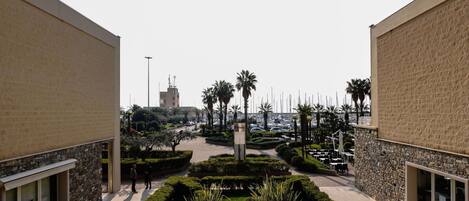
[0,0,121,200]
[354,0,468,200]
[160,76,180,108]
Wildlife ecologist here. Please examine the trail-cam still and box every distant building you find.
[0,0,121,200]
[160,75,180,108]
[354,0,468,201]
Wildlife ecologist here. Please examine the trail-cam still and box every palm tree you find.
[258,102,273,130]
[346,79,362,124]
[202,87,217,129]
[230,105,241,122]
[340,104,352,127]
[364,78,371,114]
[294,103,312,159]
[222,82,235,130]
[235,70,257,138]
[213,80,227,131]
[312,104,324,128]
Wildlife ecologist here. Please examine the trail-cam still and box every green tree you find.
[346,79,362,124]
[163,130,196,153]
[230,105,241,122]
[202,87,217,130]
[213,80,230,131]
[222,82,235,130]
[340,104,352,130]
[235,70,258,138]
[258,102,273,130]
[312,104,324,128]
[294,103,312,159]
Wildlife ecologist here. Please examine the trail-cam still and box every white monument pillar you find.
[234,123,246,161]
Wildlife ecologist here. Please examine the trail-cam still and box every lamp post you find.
[292,115,298,142]
[307,115,313,142]
[144,56,152,110]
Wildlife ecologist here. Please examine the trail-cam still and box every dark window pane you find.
[6,189,17,201]
[417,169,432,201]
[455,180,465,201]
[434,174,450,201]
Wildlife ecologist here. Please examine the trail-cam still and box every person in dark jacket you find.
[143,163,152,189]
[130,164,138,193]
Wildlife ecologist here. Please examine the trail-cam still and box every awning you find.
[0,159,76,190]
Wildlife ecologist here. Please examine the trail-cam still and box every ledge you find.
[377,138,469,158]
[353,124,378,131]
[0,159,77,190]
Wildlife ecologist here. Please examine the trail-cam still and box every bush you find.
[288,142,303,148]
[276,146,332,174]
[148,175,331,201]
[102,151,192,179]
[284,176,332,201]
[146,176,202,201]
[250,177,300,201]
[188,154,290,177]
[309,144,322,150]
[290,156,304,167]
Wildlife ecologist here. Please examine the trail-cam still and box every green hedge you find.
[146,176,201,201]
[205,136,283,149]
[188,154,290,177]
[102,151,192,179]
[275,144,334,175]
[147,175,332,201]
[284,175,332,201]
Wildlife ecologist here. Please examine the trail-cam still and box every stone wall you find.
[354,127,469,201]
[376,0,469,155]
[0,142,104,201]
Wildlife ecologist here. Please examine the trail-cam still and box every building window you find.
[2,175,58,201]
[407,162,468,201]
[418,169,432,201]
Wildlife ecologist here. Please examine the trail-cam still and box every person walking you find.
[130,164,138,193]
[144,163,152,189]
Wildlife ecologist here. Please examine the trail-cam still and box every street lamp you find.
[144,56,152,110]
[307,115,313,142]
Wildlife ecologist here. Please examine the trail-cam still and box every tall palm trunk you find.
[263,113,268,130]
[219,101,223,131]
[244,98,249,138]
[223,105,228,130]
[354,101,359,124]
[316,112,320,128]
[300,114,307,159]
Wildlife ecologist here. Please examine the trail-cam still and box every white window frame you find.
[406,162,468,201]
[0,159,75,201]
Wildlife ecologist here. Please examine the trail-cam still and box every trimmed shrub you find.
[290,156,304,167]
[288,142,303,148]
[188,154,290,177]
[148,175,331,201]
[146,176,202,201]
[284,176,332,201]
[276,146,333,175]
[102,151,192,179]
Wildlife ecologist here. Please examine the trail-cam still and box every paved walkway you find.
[103,136,374,201]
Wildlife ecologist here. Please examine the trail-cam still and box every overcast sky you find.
[62,0,412,111]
